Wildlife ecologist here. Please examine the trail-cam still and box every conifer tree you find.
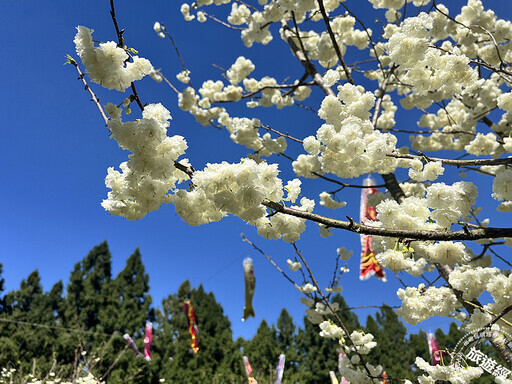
[243,319,281,382]
[0,271,59,373]
[276,308,298,380]
[364,305,415,380]
[106,247,152,335]
[155,280,242,383]
[64,241,112,330]
[0,263,5,313]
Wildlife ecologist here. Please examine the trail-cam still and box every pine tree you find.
[64,241,112,330]
[0,263,5,313]
[105,247,152,335]
[365,305,416,380]
[275,307,298,381]
[0,271,61,374]
[155,280,242,384]
[243,319,280,382]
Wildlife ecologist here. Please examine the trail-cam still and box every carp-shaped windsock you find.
[360,176,386,281]
[143,321,153,361]
[123,333,142,357]
[184,299,199,354]
[242,257,256,321]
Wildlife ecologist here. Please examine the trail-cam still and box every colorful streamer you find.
[123,333,142,357]
[243,356,258,384]
[427,333,442,365]
[184,299,199,354]
[143,321,153,361]
[274,353,285,384]
[360,176,386,281]
[242,258,256,321]
[329,371,339,384]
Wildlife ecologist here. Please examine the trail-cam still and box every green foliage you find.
[0,243,468,383]
[364,304,416,380]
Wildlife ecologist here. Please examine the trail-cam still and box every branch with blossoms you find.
[387,152,512,167]
[69,0,512,380]
[262,199,512,241]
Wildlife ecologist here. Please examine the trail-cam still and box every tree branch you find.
[316,0,354,84]
[388,152,512,167]
[262,199,512,241]
[281,20,335,97]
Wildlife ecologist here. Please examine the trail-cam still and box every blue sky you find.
[1,0,510,341]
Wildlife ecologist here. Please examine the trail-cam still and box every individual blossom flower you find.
[296,283,317,293]
[319,192,346,209]
[492,169,512,201]
[337,247,353,260]
[350,330,377,354]
[497,91,512,112]
[409,161,444,182]
[319,320,343,339]
[226,56,255,84]
[284,179,301,203]
[74,26,154,92]
[180,3,195,21]
[421,241,469,265]
[377,249,414,272]
[300,297,314,306]
[197,11,207,23]
[464,133,500,156]
[287,259,301,271]
[176,70,191,83]
[323,69,340,87]
[319,224,333,237]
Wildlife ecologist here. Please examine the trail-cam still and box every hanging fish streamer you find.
[243,355,258,384]
[360,176,386,281]
[184,299,199,354]
[427,333,442,365]
[123,333,142,357]
[274,353,285,384]
[143,321,153,361]
[242,257,256,321]
[329,371,339,384]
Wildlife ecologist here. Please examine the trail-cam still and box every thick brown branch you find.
[388,152,512,167]
[262,200,512,241]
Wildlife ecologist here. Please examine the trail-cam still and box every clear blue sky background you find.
[1,0,510,341]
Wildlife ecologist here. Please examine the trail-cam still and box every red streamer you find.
[184,299,199,354]
[427,333,442,365]
[360,176,386,281]
[144,321,153,361]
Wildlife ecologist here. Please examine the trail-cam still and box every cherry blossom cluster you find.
[72,0,512,379]
[294,83,398,179]
[74,26,153,91]
[102,103,188,220]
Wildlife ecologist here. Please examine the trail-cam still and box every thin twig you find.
[291,243,376,379]
[241,233,298,287]
[71,61,109,126]
[316,0,354,84]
